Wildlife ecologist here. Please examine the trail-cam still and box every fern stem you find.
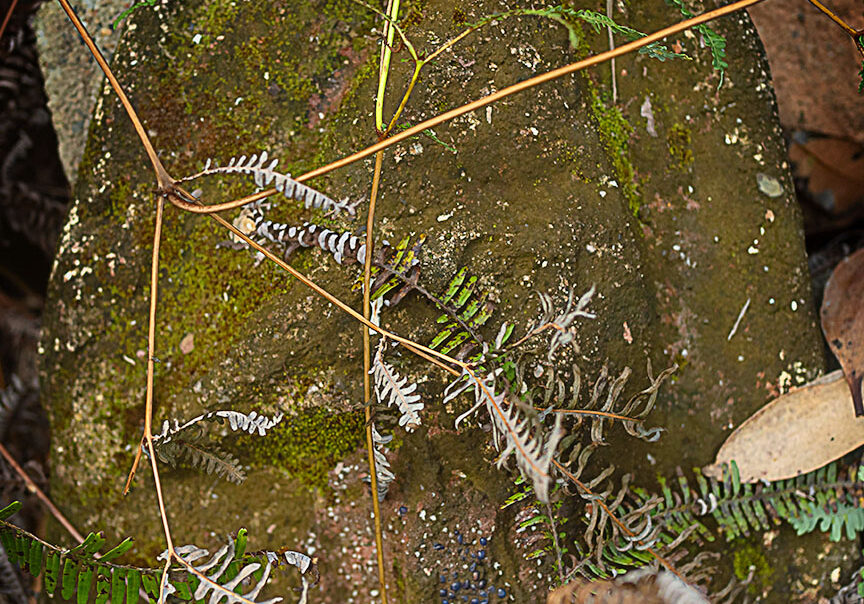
[0,443,83,543]
[363,150,390,603]
[552,459,684,580]
[375,0,400,133]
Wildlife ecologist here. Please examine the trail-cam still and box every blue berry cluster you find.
[435,531,509,603]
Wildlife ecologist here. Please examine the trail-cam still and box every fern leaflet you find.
[180,151,355,216]
[372,340,423,431]
[151,410,283,484]
[448,368,563,503]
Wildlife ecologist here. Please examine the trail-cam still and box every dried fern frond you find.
[151,410,282,484]
[155,440,246,484]
[159,534,282,604]
[179,151,355,215]
[450,368,563,502]
[372,340,423,431]
[153,409,284,444]
[536,285,596,359]
[362,425,396,502]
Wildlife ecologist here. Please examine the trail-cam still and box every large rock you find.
[39,0,844,600]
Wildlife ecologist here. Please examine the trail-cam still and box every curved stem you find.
[55,0,173,189]
[166,0,766,215]
[807,0,860,38]
[0,0,19,43]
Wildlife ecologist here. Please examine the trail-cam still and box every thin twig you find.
[167,187,462,377]
[0,442,83,542]
[546,409,640,421]
[54,0,173,189]
[363,151,388,603]
[166,0,767,215]
[807,0,861,39]
[0,0,19,43]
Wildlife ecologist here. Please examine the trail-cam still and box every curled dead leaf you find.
[821,247,864,416]
[705,370,864,482]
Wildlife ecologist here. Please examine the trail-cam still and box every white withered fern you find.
[180,151,356,215]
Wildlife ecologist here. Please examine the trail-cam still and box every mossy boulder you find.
[39,0,848,600]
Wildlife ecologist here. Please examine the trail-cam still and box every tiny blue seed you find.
[497,588,506,598]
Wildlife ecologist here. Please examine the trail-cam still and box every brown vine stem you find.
[547,409,640,421]
[807,0,861,40]
[55,0,173,189]
[0,442,83,542]
[552,459,682,579]
[363,150,388,604]
[168,186,462,377]
[0,0,19,43]
[167,0,767,216]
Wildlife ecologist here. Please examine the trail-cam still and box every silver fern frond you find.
[363,425,395,502]
[159,537,282,604]
[182,151,355,215]
[153,410,284,444]
[452,369,563,503]
[372,341,423,431]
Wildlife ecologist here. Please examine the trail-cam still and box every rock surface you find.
[38,0,848,600]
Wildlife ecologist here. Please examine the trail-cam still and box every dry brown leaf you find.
[789,138,864,215]
[821,247,864,416]
[704,370,864,482]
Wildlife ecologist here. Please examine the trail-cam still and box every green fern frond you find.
[664,0,728,84]
[0,504,313,603]
[568,460,864,580]
[428,267,498,358]
[0,501,152,603]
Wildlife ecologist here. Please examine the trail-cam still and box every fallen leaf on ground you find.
[704,370,864,482]
[821,247,864,415]
[789,137,864,215]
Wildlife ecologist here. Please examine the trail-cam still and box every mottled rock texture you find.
[38,0,848,600]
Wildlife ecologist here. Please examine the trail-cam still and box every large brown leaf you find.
[821,247,864,416]
[704,370,864,482]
